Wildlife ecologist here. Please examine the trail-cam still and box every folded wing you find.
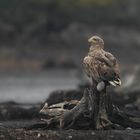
[97,52,121,86]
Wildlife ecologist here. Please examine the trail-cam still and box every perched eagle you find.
[83,35,121,90]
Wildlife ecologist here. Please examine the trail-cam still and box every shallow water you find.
[0,70,80,103]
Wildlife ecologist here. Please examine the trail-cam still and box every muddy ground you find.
[0,117,140,140]
[1,128,140,140]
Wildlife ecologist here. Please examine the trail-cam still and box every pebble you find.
[110,135,114,138]
[126,127,132,130]
[37,133,41,138]
[68,135,72,139]
[91,132,95,135]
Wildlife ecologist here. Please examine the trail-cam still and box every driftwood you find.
[39,100,79,128]
[40,86,140,130]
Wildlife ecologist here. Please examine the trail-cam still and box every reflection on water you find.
[0,70,79,103]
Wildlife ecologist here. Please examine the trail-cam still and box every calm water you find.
[0,70,80,103]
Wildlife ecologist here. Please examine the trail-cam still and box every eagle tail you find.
[109,78,121,87]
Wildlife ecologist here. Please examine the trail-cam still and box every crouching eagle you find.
[83,35,121,90]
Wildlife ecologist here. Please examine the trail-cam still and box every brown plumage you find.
[83,35,121,87]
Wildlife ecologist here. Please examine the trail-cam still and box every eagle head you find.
[88,35,104,46]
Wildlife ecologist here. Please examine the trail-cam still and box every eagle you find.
[83,35,121,91]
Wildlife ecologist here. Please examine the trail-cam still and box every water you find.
[0,70,79,103]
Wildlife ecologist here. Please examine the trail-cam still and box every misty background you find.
[0,0,140,103]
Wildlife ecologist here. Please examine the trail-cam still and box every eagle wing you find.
[97,53,121,85]
[94,51,116,67]
[83,49,121,86]
[105,52,117,66]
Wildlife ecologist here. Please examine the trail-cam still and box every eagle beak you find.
[109,78,121,87]
[88,39,96,44]
[88,38,92,43]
